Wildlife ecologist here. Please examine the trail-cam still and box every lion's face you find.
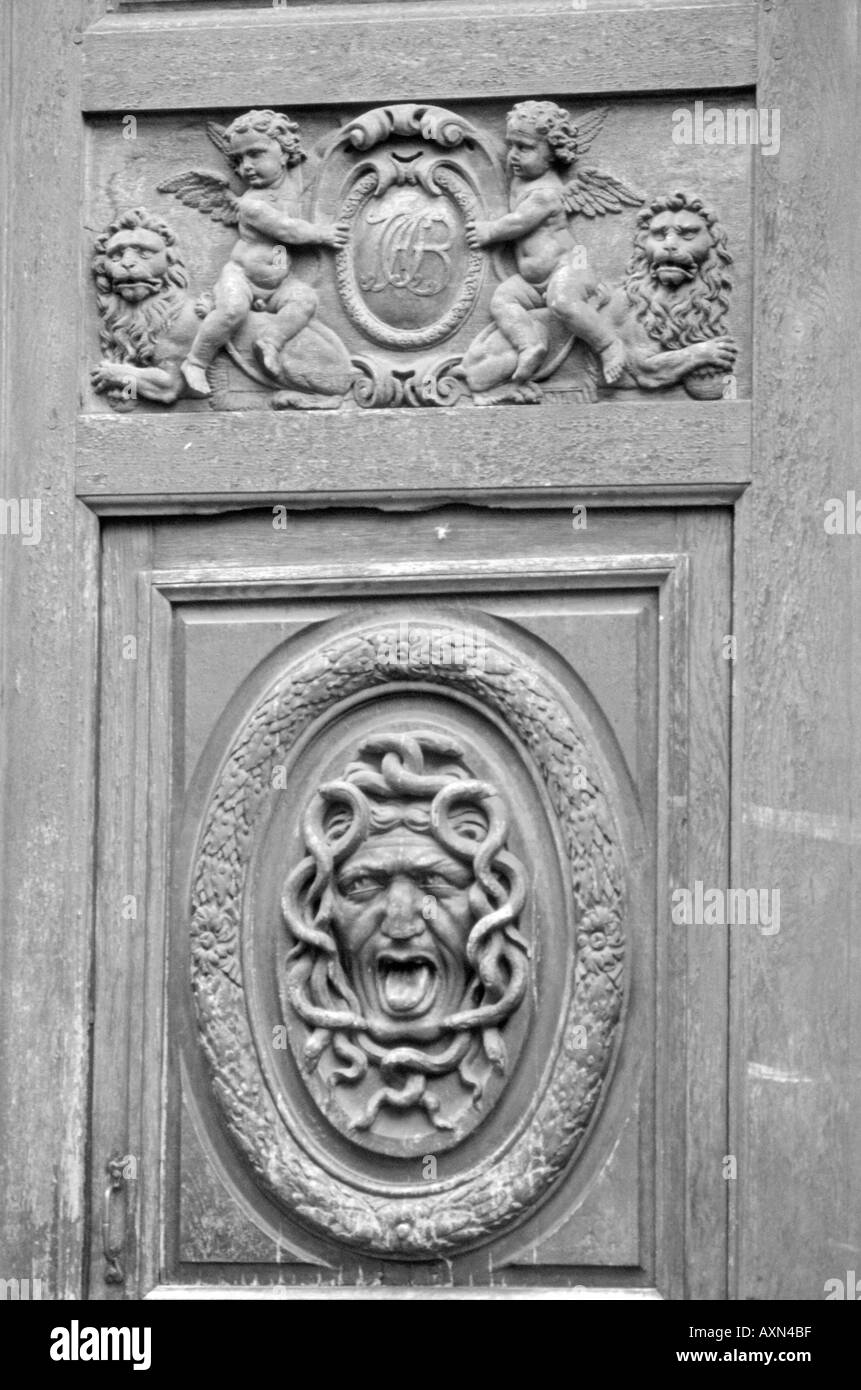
[643,208,712,288]
[624,197,732,350]
[331,822,475,1030]
[101,227,170,301]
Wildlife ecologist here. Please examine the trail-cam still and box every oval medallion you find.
[189,612,627,1257]
[336,169,484,349]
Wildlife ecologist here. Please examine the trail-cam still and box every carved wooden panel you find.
[89,504,731,1294]
[84,94,751,416]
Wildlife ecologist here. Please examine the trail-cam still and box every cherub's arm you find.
[466,187,561,248]
[242,198,344,248]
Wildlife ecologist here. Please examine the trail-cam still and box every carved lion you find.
[91,207,204,408]
[547,189,738,396]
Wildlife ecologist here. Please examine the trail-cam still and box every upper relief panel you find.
[84,94,752,413]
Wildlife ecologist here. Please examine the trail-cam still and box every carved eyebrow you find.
[409,856,467,874]
[337,860,385,879]
[337,853,467,879]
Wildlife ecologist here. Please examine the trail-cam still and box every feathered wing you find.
[571,105,608,159]
[156,170,240,226]
[562,166,644,218]
[205,120,233,162]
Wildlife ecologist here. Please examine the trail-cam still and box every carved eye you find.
[418,873,451,892]
[338,872,380,900]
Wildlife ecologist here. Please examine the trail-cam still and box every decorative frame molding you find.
[76,402,752,515]
[85,532,732,1297]
[16,0,857,1308]
[82,4,757,112]
[189,615,626,1255]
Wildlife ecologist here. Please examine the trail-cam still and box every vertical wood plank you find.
[734,0,861,1300]
[0,0,105,1300]
[679,512,732,1299]
[88,525,154,1299]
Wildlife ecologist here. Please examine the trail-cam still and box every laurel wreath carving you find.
[189,619,626,1257]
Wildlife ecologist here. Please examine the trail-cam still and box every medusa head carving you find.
[280,731,529,1149]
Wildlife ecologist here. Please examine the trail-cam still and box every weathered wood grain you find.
[76,402,751,513]
[88,525,154,1299]
[678,510,731,1299]
[732,0,861,1300]
[103,518,719,1295]
[82,3,757,111]
[0,0,104,1301]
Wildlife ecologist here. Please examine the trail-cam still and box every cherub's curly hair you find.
[281,732,529,1132]
[225,108,306,166]
[624,191,733,348]
[507,100,580,167]
[93,207,188,364]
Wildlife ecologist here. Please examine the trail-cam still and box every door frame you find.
[1,0,858,1301]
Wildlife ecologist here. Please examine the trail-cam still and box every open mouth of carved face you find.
[376,953,439,1017]
[114,277,161,299]
[652,261,696,286]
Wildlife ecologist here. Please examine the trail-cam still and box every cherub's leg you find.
[546,256,625,385]
[489,277,547,384]
[182,264,254,397]
[254,280,318,379]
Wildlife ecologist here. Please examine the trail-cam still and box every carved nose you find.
[381,877,423,940]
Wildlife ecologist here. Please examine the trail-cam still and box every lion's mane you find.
[93,207,189,365]
[623,191,733,348]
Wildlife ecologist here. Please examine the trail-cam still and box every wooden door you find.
[1,0,858,1302]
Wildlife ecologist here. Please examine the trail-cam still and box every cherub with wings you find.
[465,101,641,386]
[158,109,346,398]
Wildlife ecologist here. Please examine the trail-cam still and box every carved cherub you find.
[546,190,737,395]
[158,109,347,398]
[91,207,203,407]
[465,101,642,387]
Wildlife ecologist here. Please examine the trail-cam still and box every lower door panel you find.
[89,504,730,1298]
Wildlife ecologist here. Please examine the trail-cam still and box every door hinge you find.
[102,1154,131,1286]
